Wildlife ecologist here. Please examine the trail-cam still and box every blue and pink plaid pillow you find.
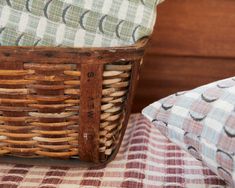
[142,77,235,187]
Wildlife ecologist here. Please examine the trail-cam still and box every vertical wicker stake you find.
[79,63,103,163]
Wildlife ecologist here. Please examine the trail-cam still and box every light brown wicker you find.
[0,38,148,165]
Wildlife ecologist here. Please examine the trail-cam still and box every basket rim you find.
[0,37,148,52]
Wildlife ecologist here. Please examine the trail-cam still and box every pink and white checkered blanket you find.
[0,114,225,188]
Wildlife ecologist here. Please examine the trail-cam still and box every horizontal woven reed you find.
[0,38,147,164]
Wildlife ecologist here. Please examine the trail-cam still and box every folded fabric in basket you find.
[0,0,164,47]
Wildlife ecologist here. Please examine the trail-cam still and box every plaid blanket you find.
[0,114,225,188]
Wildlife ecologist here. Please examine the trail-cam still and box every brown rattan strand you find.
[109,90,127,97]
[38,144,73,150]
[30,121,77,127]
[25,75,70,82]
[68,133,79,138]
[0,70,34,76]
[103,71,123,77]
[64,89,80,95]
[0,99,35,104]
[101,97,126,103]
[105,107,122,113]
[28,84,74,90]
[101,103,113,111]
[1,125,34,131]
[33,136,76,143]
[111,81,129,88]
[32,130,76,135]
[101,97,114,103]
[100,113,110,120]
[0,88,28,95]
[104,64,132,71]
[0,132,38,138]
[110,97,126,103]
[102,89,128,97]
[27,95,70,102]
[63,70,81,77]
[65,106,79,111]
[0,116,33,122]
[67,115,79,121]
[102,88,116,95]
[35,149,78,158]
[0,106,33,112]
[64,80,80,85]
[28,103,74,109]
[105,113,122,122]
[103,72,131,79]
[101,105,121,113]
[0,80,35,85]
[103,78,122,85]
[100,123,119,137]
[3,147,40,153]
[29,112,77,119]
[115,72,131,78]
[64,99,80,104]
[3,140,37,145]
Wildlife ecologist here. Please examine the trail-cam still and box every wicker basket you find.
[0,38,147,166]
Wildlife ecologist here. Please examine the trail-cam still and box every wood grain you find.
[150,0,235,58]
[79,64,103,163]
[133,0,235,112]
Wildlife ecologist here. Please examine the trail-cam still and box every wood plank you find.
[133,56,235,112]
[151,0,235,58]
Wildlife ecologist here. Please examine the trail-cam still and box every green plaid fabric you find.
[0,0,163,47]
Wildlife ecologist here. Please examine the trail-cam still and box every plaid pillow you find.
[0,0,163,47]
[142,77,235,187]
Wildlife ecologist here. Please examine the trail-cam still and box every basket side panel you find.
[0,58,80,158]
[99,60,141,162]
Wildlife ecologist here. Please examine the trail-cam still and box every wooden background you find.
[132,0,235,112]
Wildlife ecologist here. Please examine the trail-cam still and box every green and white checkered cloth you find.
[0,0,163,47]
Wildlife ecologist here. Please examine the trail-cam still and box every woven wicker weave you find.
[0,38,147,165]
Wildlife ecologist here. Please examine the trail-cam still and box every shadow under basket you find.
[0,38,148,167]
